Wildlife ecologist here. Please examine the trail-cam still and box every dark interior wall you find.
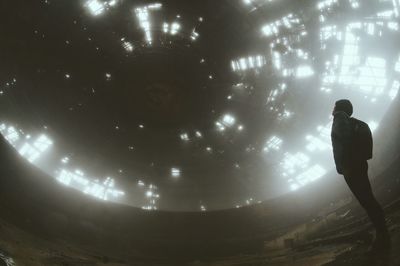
[0,99,399,259]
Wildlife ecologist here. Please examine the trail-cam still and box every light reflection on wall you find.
[216,114,237,133]
[142,183,160,210]
[231,55,266,72]
[163,22,181,36]
[54,0,400,204]
[171,168,181,178]
[18,135,53,163]
[0,123,126,203]
[121,38,134,53]
[85,0,120,16]
[135,3,162,44]
[261,14,301,37]
[0,124,19,147]
[57,170,124,201]
[1,0,400,211]
[230,0,398,193]
[86,0,105,16]
[264,136,283,153]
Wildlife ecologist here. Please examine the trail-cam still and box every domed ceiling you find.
[0,0,399,211]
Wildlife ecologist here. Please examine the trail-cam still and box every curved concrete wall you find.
[0,98,399,259]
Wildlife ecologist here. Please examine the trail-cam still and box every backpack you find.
[350,118,373,160]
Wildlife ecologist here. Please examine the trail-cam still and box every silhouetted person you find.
[331,99,390,250]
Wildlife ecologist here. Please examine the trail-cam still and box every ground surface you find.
[0,200,399,266]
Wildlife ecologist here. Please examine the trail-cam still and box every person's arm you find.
[331,112,353,175]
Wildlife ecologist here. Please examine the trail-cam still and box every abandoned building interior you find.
[0,0,400,265]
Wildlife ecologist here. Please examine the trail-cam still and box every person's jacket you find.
[331,111,353,174]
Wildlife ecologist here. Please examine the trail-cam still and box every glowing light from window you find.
[83,177,124,201]
[18,134,53,163]
[171,168,181,178]
[122,41,134,52]
[216,114,236,131]
[231,55,266,72]
[317,122,333,142]
[1,123,127,203]
[222,114,236,126]
[296,65,314,78]
[170,22,181,35]
[273,51,283,71]
[261,14,300,37]
[293,164,327,187]
[180,133,189,141]
[290,182,300,191]
[143,184,159,210]
[191,30,199,41]
[267,83,287,104]
[216,122,225,132]
[348,0,360,9]
[163,22,181,35]
[306,135,330,152]
[246,198,254,205]
[108,0,117,6]
[393,0,400,17]
[337,24,387,96]
[320,25,342,44]
[195,131,203,138]
[357,57,387,95]
[0,125,20,146]
[394,57,400,72]
[277,110,293,120]
[243,0,274,5]
[135,3,162,44]
[163,22,169,33]
[85,0,105,16]
[147,3,162,9]
[317,0,338,10]
[264,136,283,152]
[57,170,124,201]
[389,80,399,100]
[281,152,310,177]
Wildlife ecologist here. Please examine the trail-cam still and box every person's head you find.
[333,99,353,116]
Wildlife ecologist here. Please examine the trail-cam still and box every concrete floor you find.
[0,199,399,266]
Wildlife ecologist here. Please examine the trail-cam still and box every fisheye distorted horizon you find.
[0,0,399,211]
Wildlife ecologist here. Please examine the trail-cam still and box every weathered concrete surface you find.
[1,200,399,265]
[0,95,398,265]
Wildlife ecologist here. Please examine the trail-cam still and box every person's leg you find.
[343,161,388,235]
